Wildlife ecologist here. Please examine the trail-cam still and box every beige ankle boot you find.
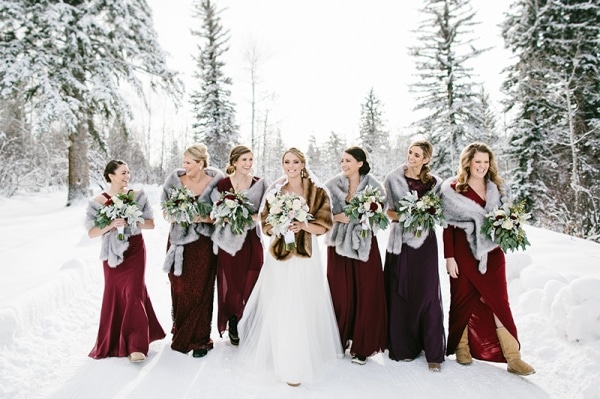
[455,326,472,365]
[496,327,535,376]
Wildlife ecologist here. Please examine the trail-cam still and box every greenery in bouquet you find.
[481,200,531,252]
[397,190,446,237]
[161,186,212,227]
[95,191,144,240]
[344,184,390,238]
[210,190,255,235]
[265,191,314,250]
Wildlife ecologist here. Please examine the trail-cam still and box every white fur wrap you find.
[161,167,225,276]
[210,177,269,256]
[84,190,153,268]
[324,173,384,261]
[383,164,442,254]
[440,177,508,274]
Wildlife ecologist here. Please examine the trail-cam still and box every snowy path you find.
[0,189,598,398]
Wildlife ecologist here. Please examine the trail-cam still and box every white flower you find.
[501,219,514,230]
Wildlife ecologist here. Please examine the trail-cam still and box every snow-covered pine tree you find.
[306,134,322,176]
[503,0,600,240]
[358,88,389,180]
[190,0,239,171]
[0,0,180,204]
[322,132,347,181]
[409,0,489,177]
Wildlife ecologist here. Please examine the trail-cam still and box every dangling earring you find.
[301,168,306,178]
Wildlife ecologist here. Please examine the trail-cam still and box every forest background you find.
[0,0,598,243]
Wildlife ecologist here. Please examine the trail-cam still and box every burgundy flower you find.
[427,207,436,215]
[369,202,379,212]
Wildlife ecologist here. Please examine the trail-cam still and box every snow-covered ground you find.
[1,186,599,399]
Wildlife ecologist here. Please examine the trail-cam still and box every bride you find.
[237,147,343,386]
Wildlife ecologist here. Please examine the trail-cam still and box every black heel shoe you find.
[229,315,240,346]
[192,348,208,358]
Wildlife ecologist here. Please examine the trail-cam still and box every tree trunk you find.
[67,119,90,206]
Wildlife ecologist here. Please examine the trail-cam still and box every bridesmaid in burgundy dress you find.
[85,160,165,363]
[211,145,268,346]
[325,146,387,365]
[441,142,534,376]
[162,144,224,358]
[383,141,445,372]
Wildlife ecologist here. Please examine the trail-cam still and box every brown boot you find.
[455,326,472,365]
[496,327,535,376]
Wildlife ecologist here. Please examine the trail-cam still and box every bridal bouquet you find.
[344,185,390,238]
[397,190,446,237]
[210,190,255,235]
[481,200,531,252]
[265,191,314,250]
[161,186,212,227]
[95,191,144,240]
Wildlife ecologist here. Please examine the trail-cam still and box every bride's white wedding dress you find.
[237,235,343,384]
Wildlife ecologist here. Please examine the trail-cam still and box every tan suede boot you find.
[496,327,535,376]
[455,326,473,365]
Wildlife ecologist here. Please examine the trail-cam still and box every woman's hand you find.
[446,257,459,278]
[110,218,126,230]
[333,213,350,224]
[289,221,303,233]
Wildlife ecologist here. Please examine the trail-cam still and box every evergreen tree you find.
[503,0,600,239]
[322,132,347,180]
[190,0,239,170]
[0,0,180,204]
[358,88,389,179]
[306,134,322,175]
[410,0,489,177]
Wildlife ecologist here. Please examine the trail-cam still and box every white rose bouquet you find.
[397,190,446,237]
[344,185,390,238]
[265,192,314,250]
[161,186,212,227]
[94,191,144,240]
[210,190,254,235]
[481,200,531,252]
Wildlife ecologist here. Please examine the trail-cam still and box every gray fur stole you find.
[210,177,269,256]
[324,173,384,261]
[383,164,442,254]
[85,190,153,268]
[440,177,507,274]
[161,167,225,276]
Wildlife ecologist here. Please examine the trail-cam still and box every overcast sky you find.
[142,0,510,155]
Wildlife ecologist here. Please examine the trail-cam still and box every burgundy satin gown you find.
[89,233,165,359]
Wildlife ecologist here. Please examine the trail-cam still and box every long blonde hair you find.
[281,147,309,178]
[409,140,433,184]
[455,142,503,193]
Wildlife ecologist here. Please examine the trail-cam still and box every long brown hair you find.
[409,140,433,184]
[455,142,504,193]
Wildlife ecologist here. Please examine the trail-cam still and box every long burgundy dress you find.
[215,177,264,336]
[384,177,445,363]
[168,235,217,353]
[443,183,518,363]
[89,195,165,359]
[327,236,387,358]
